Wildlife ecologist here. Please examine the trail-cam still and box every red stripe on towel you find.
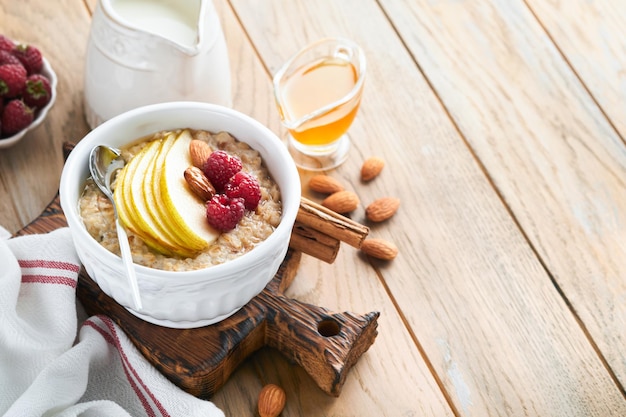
[21,274,77,288]
[18,259,81,273]
[84,319,156,417]
[84,317,171,417]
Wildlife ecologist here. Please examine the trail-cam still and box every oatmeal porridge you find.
[79,129,282,271]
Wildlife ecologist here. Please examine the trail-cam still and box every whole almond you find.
[308,174,344,194]
[322,190,359,214]
[361,238,398,260]
[184,166,215,201]
[366,197,400,222]
[258,384,286,417]
[361,157,385,181]
[189,139,212,169]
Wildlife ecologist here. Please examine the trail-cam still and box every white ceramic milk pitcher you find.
[84,0,232,129]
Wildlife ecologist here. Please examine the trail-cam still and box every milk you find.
[112,0,200,48]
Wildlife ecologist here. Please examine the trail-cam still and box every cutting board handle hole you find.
[317,318,341,337]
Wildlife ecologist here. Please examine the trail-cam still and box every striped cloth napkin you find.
[0,226,224,417]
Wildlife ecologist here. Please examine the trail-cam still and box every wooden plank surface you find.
[235,0,626,415]
[528,0,626,384]
[380,0,626,404]
[526,0,626,138]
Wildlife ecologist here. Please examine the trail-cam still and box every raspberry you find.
[23,74,51,108]
[0,64,27,98]
[1,99,34,136]
[224,172,262,210]
[0,50,21,66]
[0,35,14,52]
[203,150,242,191]
[206,194,246,232]
[12,43,43,74]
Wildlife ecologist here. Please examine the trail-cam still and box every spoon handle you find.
[115,219,142,311]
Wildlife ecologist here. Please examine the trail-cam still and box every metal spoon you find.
[89,145,142,311]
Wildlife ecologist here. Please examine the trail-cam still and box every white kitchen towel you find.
[0,227,224,417]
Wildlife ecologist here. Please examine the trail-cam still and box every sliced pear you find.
[113,158,144,238]
[115,141,181,256]
[127,140,195,257]
[159,129,220,250]
[146,132,182,245]
[140,136,200,257]
[113,146,170,254]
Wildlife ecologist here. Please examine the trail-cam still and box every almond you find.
[308,174,344,194]
[321,190,359,214]
[361,157,385,181]
[184,166,215,201]
[361,238,398,260]
[189,139,212,169]
[366,197,400,222]
[258,384,286,417]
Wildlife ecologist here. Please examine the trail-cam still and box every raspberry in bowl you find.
[0,35,57,149]
[59,102,301,328]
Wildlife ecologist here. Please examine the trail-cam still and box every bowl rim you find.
[60,101,301,283]
[0,57,58,149]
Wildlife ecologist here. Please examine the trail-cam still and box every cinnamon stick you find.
[296,197,369,248]
[289,222,340,264]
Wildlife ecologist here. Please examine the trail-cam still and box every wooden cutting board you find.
[16,190,379,398]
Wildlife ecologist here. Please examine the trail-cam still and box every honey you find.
[276,57,362,147]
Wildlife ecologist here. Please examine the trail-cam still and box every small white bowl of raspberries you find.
[0,34,57,149]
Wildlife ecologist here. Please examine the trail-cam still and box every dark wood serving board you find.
[16,191,379,398]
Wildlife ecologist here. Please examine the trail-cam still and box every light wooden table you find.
[2,1,625,416]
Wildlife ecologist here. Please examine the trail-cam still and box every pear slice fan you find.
[114,130,219,257]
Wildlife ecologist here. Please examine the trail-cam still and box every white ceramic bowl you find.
[0,57,58,149]
[60,102,301,328]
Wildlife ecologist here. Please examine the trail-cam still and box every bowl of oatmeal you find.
[60,102,301,328]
